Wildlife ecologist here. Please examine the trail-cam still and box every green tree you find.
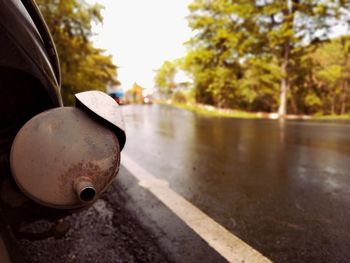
[240,56,281,112]
[309,36,350,114]
[126,82,144,103]
[154,60,178,99]
[253,0,350,115]
[37,0,119,105]
[185,0,350,114]
[184,0,250,108]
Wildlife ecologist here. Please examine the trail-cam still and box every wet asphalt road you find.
[122,104,350,263]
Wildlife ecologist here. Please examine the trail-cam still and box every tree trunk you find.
[341,81,348,115]
[278,42,290,116]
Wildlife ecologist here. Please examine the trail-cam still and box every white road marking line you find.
[121,154,272,263]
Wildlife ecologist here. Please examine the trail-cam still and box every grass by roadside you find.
[159,102,350,120]
[313,114,350,120]
[170,102,259,118]
[155,101,350,120]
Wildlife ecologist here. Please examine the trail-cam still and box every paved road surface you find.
[121,104,350,263]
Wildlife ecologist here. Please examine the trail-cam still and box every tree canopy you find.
[154,60,178,98]
[169,0,350,115]
[37,0,119,105]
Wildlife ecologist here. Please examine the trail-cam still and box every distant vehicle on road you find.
[109,89,125,105]
[143,95,153,104]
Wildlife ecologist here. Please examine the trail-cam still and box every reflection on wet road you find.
[122,104,350,263]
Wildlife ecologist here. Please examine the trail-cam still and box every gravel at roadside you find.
[17,180,171,263]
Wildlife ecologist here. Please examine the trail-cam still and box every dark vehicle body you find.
[0,0,62,156]
[0,1,64,261]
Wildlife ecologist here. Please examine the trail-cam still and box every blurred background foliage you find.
[125,83,144,104]
[155,0,350,116]
[37,0,119,105]
[37,0,350,115]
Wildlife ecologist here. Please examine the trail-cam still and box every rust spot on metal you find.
[59,138,120,203]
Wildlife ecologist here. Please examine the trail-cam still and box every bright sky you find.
[89,0,193,91]
[88,1,348,93]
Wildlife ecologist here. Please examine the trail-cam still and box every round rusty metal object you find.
[10,107,120,209]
